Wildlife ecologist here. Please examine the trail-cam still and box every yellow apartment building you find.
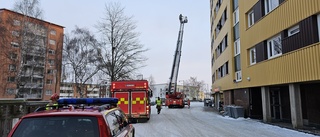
[210,0,320,128]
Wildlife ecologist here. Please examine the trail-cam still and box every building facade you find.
[0,9,64,101]
[59,82,109,99]
[210,0,320,128]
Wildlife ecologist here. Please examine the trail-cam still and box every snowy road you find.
[133,102,317,137]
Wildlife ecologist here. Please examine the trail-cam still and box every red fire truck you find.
[165,14,187,108]
[110,80,152,122]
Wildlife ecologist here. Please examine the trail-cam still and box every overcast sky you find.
[1,0,211,88]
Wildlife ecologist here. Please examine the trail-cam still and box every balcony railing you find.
[87,87,99,91]
[21,83,43,89]
[22,93,42,99]
[60,93,74,97]
[60,87,73,90]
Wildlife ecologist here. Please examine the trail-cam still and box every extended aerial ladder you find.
[165,14,188,108]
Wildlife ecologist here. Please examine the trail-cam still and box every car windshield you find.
[12,116,99,137]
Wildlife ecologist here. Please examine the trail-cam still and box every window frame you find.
[12,31,20,37]
[288,25,300,36]
[50,30,56,35]
[249,47,256,65]
[9,64,17,71]
[265,0,279,14]
[233,8,239,26]
[267,34,282,59]
[11,42,19,48]
[248,10,255,27]
[48,59,55,66]
[6,88,15,94]
[48,49,55,54]
[49,39,56,45]
[45,90,52,95]
[46,79,53,84]
[7,77,15,82]
[235,71,242,82]
[317,14,320,42]
[10,53,18,60]
[47,69,54,74]
[234,39,240,56]
[13,20,21,26]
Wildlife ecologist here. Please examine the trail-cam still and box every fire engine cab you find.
[110,80,152,122]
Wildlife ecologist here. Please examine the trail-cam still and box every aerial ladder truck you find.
[165,14,188,108]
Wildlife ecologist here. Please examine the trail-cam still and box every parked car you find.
[7,98,135,137]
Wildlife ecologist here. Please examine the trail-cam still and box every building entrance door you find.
[270,88,282,120]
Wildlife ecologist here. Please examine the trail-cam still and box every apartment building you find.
[210,0,320,128]
[0,9,64,101]
[59,82,109,98]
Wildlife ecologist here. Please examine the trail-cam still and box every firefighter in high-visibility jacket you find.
[46,93,59,110]
[156,97,162,114]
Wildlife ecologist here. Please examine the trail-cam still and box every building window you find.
[233,8,239,25]
[233,0,238,10]
[249,47,256,65]
[13,20,21,26]
[9,64,16,71]
[48,59,55,66]
[47,69,54,74]
[248,10,255,27]
[10,53,18,60]
[48,49,55,54]
[7,77,15,82]
[46,90,52,95]
[235,71,242,81]
[288,25,300,36]
[11,42,19,48]
[235,54,241,72]
[49,39,56,45]
[265,0,280,14]
[234,23,240,40]
[50,30,56,35]
[12,31,19,37]
[317,14,320,42]
[267,34,282,59]
[6,88,15,95]
[46,79,53,84]
[211,56,215,66]
[234,39,240,56]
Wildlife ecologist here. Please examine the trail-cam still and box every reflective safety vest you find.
[46,103,58,110]
[156,99,161,106]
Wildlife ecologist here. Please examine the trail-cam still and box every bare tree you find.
[96,2,148,82]
[184,77,205,100]
[147,75,156,91]
[63,27,102,98]
[0,0,47,98]
[13,0,44,19]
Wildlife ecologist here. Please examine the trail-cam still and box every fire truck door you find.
[131,91,146,115]
[114,92,130,114]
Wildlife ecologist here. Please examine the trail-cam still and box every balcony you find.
[21,83,43,89]
[87,93,99,98]
[22,93,42,99]
[87,87,99,91]
[23,60,45,66]
[60,87,73,90]
[60,93,74,97]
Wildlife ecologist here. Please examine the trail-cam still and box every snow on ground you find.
[133,102,318,137]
